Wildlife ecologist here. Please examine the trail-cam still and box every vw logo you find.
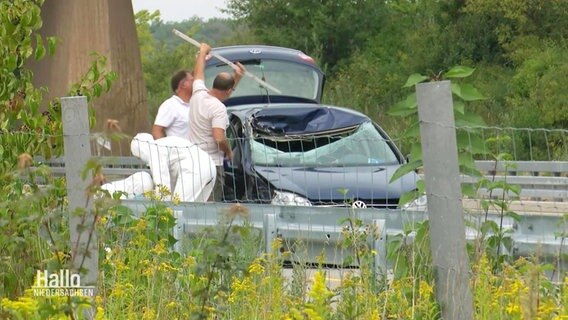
[249,48,262,54]
[351,200,367,208]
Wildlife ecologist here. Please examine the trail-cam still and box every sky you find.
[131,0,229,22]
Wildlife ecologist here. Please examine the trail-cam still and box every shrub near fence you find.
[2,96,568,319]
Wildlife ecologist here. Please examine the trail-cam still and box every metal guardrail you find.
[468,160,568,200]
[36,157,568,200]
[120,200,567,273]
[33,157,568,272]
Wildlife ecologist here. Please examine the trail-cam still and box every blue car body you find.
[203,45,421,209]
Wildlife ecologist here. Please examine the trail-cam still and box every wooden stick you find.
[173,29,282,94]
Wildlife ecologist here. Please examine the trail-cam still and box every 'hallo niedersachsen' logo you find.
[32,269,95,297]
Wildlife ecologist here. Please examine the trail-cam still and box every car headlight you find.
[271,191,312,206]
[401,195,428,211]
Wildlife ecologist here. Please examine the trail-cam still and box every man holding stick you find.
[188,42,245,201]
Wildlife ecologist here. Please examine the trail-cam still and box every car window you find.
[250,121,399,167]
[205,59,320,100]
[226,126,236,150]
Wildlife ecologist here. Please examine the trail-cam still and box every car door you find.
[223,116,247,201]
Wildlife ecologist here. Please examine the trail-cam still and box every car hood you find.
[254,165,419,203]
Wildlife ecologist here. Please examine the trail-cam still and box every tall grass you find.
[1,172,567,319]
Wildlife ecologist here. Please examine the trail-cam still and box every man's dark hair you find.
[170,70,192,92]
[212,73,235,91]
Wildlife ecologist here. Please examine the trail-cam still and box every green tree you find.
[136,11,256,120]
[0,0,57,172]
[0,0,119,172]
[225,0,386,73]
[135,11,197,120]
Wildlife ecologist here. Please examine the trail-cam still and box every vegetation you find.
[1,1,567,319]
[137,1,568,159]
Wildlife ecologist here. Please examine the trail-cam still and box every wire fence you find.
[16,123,568,266]
[4,96,568,318]
[22,124,567,209]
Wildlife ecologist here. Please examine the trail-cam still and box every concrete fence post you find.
[61,96,98,309]
[416,81,473,319]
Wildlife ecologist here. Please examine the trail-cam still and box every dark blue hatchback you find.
[204,45,425,210]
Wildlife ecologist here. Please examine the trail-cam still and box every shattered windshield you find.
[250,121,399,167]
[205,59,320,100]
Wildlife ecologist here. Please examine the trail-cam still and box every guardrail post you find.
[372,219,387,277]
[61,96,97,318]
[416,81,473,319]
[263,213,277,254]
[173,210,184,253]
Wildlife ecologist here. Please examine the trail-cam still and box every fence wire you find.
[11,125,566,213]
[5,124,568,317]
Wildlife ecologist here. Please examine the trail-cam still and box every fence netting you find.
[4,124,568,319]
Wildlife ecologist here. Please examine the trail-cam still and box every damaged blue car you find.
[203,45,425,210]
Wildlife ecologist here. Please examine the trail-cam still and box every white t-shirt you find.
[154,95,190,139]
[188,79,229,166]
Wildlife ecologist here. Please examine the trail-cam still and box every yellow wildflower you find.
[303,308,323,320]
[142,267,155,277]
[419,280,433,298]
[271,237,283,252]
[309,271,332,301]
[158,262,179,272]
[115,260,130,272]
[505,302,520,315]
[95,306,106,320]
[151,239,167,255]
[52,250,67,262]
[183,255,196,268]
[142,307,156,320]
[110,283,132,298]
[1,296,39,315]
[132,218,147,232]
[157,184,172,198]
[248,258,265,275]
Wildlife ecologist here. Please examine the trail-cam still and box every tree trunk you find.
[30,0,150,155]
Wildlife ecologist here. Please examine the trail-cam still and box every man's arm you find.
[212,128,233,161]
[152,125,166,140]
[193,43,211,81]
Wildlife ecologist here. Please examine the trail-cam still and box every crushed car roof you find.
[249,105,368,135]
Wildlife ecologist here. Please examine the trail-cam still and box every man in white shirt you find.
[152,70,193,140]
[188,43,245,201]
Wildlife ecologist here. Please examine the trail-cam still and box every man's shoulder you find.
[193,79,208,93]
[159,95,179,107]
[207,97,227,110]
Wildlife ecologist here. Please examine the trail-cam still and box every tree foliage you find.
[0,0,54,171]
[138,1,568,158]
[0,0,118,173]
[224,0,386,73]
[135,11,253,120]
